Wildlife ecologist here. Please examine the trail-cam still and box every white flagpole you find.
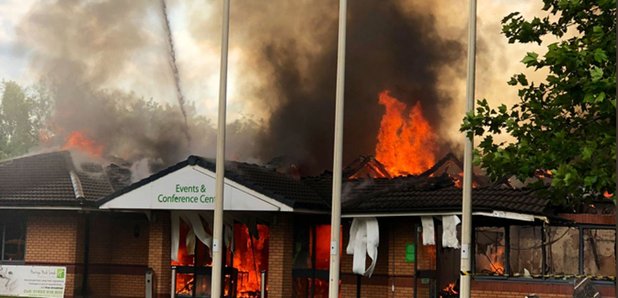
[211,0,230,296]
[460,0,477,297]
[328,0,347,297]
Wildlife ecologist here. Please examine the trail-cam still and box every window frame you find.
[0,217,26,264]
[472,222,615,284]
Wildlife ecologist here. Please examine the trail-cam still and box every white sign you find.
[0,265,66,298]
[101,165,293,212]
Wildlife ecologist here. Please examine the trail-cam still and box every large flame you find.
[375,90,436,176]
[233,224,269,297]
[63,131,103,156]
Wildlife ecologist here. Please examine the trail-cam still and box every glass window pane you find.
[583,229,615,277]
[175,273,195,297]
[546,226,579,275]
[475,227,505,276]
[2,220,25,261]
[509,226,542,276]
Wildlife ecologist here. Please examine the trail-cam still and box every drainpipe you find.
[414,225,419,298]
[70,171,90,297]
[81,214,90,297]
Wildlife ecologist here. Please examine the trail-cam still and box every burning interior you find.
[172,220,269,298]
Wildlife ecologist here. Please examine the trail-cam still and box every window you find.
[546,226,579,275]
[510,226,542,276]
[1,218,26,262]
[583,228,615,277]
[474,227,505,276]
[473,224,616,280]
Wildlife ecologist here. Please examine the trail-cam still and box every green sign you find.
[405,243,415,262]
[156,184,215,205]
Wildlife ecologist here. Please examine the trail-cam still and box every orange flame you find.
[63,131,103,156]
[233,224,269,297]
[375,90,436,176]
[441,282,458,295]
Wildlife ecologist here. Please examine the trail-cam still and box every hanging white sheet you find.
[421,216,435,245]
[171,211,213,261]
[346,217,379,277]
[442,215,461,248]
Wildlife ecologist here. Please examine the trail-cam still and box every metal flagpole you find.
[212,0,231,296]
[460,0,477,297]
[328,0,347,297]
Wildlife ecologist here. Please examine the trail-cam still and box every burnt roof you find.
[342,184,548,215]
[0,151,550,216]
[304,169,548,215]
[0,151,117,207]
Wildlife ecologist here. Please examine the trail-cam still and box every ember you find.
[375,90,436,176]
[439,281,459,298]
[63,131,103,156]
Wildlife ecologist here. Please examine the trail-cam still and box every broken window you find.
[509,226,542,276]
[546,226,579,275]
[474,227,505,276]
[583,228,615,277]
[292,223,339,298]
[1,217,26,262]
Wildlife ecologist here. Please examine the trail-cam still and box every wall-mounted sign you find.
[101,165,292,211]
[0,265,66,298]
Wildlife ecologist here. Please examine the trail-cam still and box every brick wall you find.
[340,219,423,298]
[148,211,172,298]
[25,212,84,297]
[23,211,150,298]
[86,213,149,297]
[472,280,616,298]
[267,213,294,298]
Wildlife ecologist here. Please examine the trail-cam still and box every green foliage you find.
[0,81,52,160]
[461,0,616,207]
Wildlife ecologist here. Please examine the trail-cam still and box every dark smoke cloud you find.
[16,0,261,172]
[15,0,470,175]
[192,0,466,173]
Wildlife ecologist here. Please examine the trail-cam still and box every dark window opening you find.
[1,218,26,262]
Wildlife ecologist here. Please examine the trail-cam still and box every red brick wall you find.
[267,213,294,298]
[472,280,616,298]
[23,211,150,298]
[148,211,172,298]
[340,219,423,298]
[86,213,149,298]
[25,212,84,297]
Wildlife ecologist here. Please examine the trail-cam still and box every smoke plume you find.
[14,0,532,175]
[191,0,466,173]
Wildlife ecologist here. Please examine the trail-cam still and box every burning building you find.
[0,146,615,298]
[0,87,613,298]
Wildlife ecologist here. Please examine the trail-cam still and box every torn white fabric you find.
[171,211,180,261]
[171,211,214,260]
[442,215,461,248]
[182,212,212,250]
[421,216,435,245]
[346,217,379,277]
[225,224,233,249]
[186,228,196,256]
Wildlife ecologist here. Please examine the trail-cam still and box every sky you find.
[0,0,548,169]
[0,0,541,118]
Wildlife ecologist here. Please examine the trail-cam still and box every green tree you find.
[0,81,52,159]
[461,0,616,207]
